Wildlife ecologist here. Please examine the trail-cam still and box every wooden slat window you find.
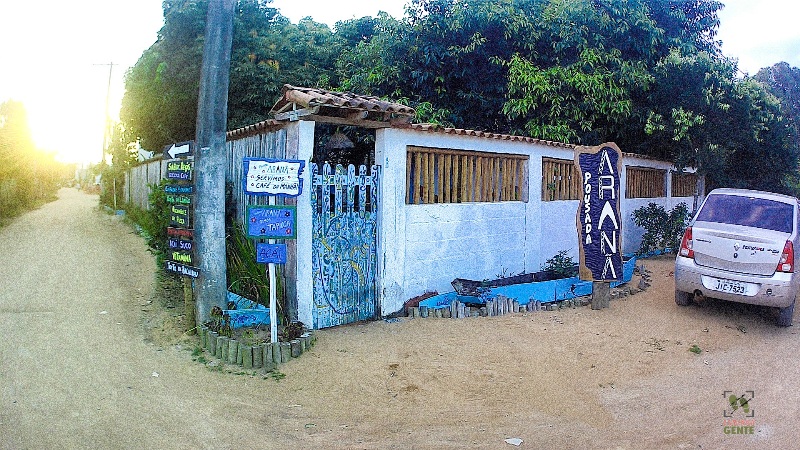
[626,166,666,198]
[406,146,528,204]
[542,157,580,201]
[671,172,698,197]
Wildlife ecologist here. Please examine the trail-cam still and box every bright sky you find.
[0,0,797,164]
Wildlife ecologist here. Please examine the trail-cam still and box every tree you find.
[755,62,800,143]
[638,51,798,192]
[121,0,339,151]
[0,100,63,218]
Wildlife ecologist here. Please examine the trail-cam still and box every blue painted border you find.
[419,256,638,308]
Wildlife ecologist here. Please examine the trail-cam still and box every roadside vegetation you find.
[0,100,70,227]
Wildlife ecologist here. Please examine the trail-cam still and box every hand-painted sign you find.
[169,250,194,265]
[247,205,297,239]
[162,141,195,159]
[165,193,192,205]
[575,142,623,281]
[164,184,194,195]
[168,237,193,252]
[164,260,199,278]
[167,227,193,239]
[167,160,193,181]
[242,158,305,197]
[169,204,190,228]
[256,243,287,264]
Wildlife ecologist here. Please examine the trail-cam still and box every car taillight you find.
[679,227,694,258]
[777,240,794,273]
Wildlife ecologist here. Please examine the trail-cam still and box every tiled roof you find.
[226,119,282,140]
[408,123,576,149]
[271,84,416,121]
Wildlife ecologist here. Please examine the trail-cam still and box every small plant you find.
[205,305,232,337]
[541,250,577,278]
[689,344,702,354]
[280,321,306,342]
[269,370,286,381]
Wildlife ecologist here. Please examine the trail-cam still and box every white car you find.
[674,188,800,326]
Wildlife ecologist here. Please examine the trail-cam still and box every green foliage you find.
[122,0,339,151]
[99,124,139,210]
[689,344,702,354]
[119,0,799,198]
[128,179,173,264]
[0,100,65,222]
[226,221,272,308]
[632,202,690,255]
[541,250,577,278]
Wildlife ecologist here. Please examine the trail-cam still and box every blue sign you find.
[164,184,194,195]
[256,243,287,264]
[575,143,623,281]
[242,158,305,197]
[247,205,297,239]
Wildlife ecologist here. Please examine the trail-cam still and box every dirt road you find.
[2,188,800,449]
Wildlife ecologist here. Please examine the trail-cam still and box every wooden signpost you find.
[574,142,623,310]
[163,141,198,331]
[243,158,304,343]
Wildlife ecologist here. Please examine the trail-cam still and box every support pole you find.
[268,196,279,344]
[592,281,610,310]
[193,0,235,328]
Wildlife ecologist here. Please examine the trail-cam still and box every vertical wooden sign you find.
[575,142,624,284]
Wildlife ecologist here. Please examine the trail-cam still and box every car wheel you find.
[777,300,795,327]
[675,289,693,306]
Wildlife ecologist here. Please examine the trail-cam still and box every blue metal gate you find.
[311,163,380,328]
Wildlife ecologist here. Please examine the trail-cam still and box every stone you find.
[228,339,238,365]
[291,339,302,358]
[242,345,253,369]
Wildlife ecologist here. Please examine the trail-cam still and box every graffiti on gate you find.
[311,163,380,328]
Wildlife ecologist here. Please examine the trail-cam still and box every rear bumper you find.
[675,256,798,308]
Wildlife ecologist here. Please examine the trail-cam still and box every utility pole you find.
[94,62,116,164]
[193,0,235,328]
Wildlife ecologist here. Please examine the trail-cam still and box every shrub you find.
[541,250,578,278]
[632,202,690,254]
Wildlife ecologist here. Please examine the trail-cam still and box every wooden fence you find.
[542,157,580,201]
[625,166,666,198]
[406,146,528,204]
[124,159,167,210]
[671,172,698,197]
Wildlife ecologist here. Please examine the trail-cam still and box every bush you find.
[541,250,578,278]
[632,202,690,254]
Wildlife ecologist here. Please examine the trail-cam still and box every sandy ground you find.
[2,188,800,449]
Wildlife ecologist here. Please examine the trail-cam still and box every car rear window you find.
[696,194,795,233]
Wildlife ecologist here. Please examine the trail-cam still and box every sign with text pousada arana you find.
[575,142,623,282]
[242,158,305,197]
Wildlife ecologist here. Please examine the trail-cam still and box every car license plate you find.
[711,278,748,295]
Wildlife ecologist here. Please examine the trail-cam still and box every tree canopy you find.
[120,0,800,195]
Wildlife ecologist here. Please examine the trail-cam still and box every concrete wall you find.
[375,127,699,316]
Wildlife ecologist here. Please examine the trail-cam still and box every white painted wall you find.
[292,121,316,327]
[375,127,701,316]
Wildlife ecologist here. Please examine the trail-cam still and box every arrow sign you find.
[162,141,194,159]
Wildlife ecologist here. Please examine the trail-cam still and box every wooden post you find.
[592,282,610,310]
[183,278,195,334]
